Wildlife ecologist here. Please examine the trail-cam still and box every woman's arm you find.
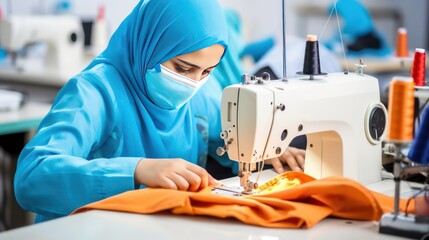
[14,76,141,218]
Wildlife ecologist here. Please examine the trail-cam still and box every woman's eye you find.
[202,70,211,75]
[175,64,190,73]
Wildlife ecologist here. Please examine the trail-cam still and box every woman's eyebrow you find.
[176,58,219,69]
[177,58,201,69]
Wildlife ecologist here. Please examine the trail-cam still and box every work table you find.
[0,169,419,240]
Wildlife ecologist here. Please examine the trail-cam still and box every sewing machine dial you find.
[365,102,387,144]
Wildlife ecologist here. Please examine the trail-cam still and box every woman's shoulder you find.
[64,63,126,99]
[74,63,122,87]
[54,63,127,109]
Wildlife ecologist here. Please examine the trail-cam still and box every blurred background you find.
[0,0,428,231]
[3,0,426,49]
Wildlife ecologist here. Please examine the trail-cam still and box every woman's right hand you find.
[134,158,219,191]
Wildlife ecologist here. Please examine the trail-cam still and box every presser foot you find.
[379,213,429,239]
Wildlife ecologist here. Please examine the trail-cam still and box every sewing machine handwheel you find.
[365,102,387,144]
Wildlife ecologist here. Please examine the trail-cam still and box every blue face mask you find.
[145,64,210,110]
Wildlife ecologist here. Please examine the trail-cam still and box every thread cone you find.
[387,77,415,142]
[297,35,326,78]
[396,28,409,58]
[410,48,426,86]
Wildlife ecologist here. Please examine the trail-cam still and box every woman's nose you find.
[189,72,204,81]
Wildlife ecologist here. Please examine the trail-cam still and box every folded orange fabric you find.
[73,172,414,228]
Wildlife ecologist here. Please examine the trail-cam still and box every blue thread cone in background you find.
[408,106,429,164]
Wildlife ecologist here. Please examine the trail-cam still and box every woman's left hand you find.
[265,147,306,173]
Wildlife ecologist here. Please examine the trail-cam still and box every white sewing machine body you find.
[0,15,87,86]
[219,72,387,186]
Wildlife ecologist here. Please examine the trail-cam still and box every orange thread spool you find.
[411,48,426,86]
[387,77,415,142]
[396,28,409,58]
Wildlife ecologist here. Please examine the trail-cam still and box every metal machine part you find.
[379,142,429,239]
[238,162,258,194]
[355,59,368,75]
[379,214,429,239]
[211,185,253,197]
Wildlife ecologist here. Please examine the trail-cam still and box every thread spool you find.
[395,28,409,58]
[91,4,108,56]
[297,35,326,80]
[408,106,429,164]
[387,77,415,142]
[410,48,426,86]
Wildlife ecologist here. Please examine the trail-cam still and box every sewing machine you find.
[0,15,86,86]
[217,70,387,194]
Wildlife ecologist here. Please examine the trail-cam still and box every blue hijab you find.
[211,9,244,89]
[87,0,228,160]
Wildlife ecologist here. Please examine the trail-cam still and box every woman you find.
[14,0,304,223]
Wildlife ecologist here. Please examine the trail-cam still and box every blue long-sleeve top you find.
[16,67,142,222]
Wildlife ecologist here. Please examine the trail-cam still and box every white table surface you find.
[0,102,51,135]
[0,169,420,240]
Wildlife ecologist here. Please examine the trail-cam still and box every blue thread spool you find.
[408,106,429,164]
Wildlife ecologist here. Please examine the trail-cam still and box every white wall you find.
[2,0,427,49]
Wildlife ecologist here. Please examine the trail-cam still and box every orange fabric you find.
[73,172,414,229]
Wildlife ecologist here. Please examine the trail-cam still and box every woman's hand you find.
[134,158,219,191]
[265,147,306,173]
